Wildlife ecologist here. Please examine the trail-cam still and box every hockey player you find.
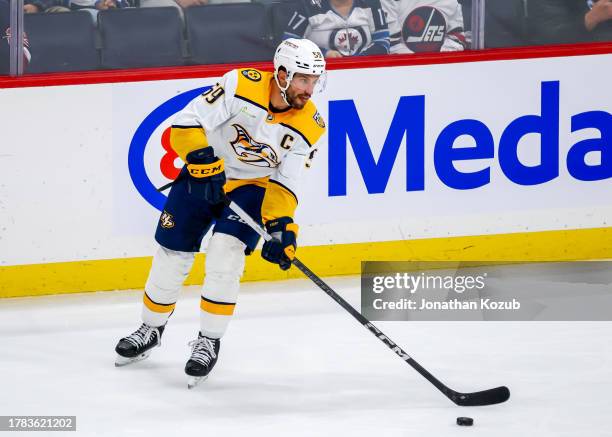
[283,0,390,57]
[381,0,467,54]
[115,38,327,388]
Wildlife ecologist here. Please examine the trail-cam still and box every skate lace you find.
[124,324,156,349]
[188,337,217,366]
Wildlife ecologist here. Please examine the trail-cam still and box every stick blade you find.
[452,386,510,406]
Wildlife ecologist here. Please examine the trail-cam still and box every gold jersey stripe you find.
[200,297,236,316]
[235,69,274,109]
[261,180,298,224]
[143,292,176,314]
[234,68,325,147]
[224,177,269,194]
[273,102,325,147]
[170,126,208,162]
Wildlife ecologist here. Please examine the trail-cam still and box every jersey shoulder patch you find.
[282,101,326,147]
[240,69,262,82]
[235,68,273,110]
[312,110,326,129]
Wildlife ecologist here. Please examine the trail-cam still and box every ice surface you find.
[1,276,610,436]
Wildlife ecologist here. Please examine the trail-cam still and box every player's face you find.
[286,73,320,109]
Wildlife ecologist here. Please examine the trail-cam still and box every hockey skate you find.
[115,323,165,367]
[185,333,220,389]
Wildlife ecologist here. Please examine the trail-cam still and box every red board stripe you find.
[0,42,610,89]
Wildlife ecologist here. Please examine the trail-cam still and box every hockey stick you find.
[157,180,176,192]
[223,198,510,407]
[157,181,510,406]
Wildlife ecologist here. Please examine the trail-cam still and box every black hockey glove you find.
[185,147,226,205]
[261,217,298,271]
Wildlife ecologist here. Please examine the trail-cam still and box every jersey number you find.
[202,84,225,104]
[287,12,306,31]
[305,148,318,168]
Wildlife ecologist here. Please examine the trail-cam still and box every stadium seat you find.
[98,7,184,69]
[24,11,98,73]
[185,4,273,65]
[269,1,298,46]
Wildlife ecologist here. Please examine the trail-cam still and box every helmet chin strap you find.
[280,90,292,108]
[274,70,294,108]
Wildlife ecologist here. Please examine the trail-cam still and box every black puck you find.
[456,417,474,426]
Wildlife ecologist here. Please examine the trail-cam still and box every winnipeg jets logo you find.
[331,27,366,56]
[402,6,447,52]
[230,124,279,168]
[160,211,175,229]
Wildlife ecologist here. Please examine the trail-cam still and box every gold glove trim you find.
[187,159,225,178]
[286,223,299,237]
[284,246,296,260]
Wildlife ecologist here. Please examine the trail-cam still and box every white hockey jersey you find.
[380,0,467,54]
[170,68,326,222]
[283,0,390,56]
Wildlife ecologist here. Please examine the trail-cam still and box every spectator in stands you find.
[24,0,70,13]
[382,0,467,53]
[484,0,527,48]
[462,0,530,48]
[282,0,390,58]
[528,0,612,44]
[1,0,32,75]
[138,0,207,25]
[139,0,206,10]
[70,0,129,19]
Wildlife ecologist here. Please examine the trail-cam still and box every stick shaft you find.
[225,199,460,400]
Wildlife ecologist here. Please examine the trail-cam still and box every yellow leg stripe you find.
[200,297,236,316]
[143,293,176,314]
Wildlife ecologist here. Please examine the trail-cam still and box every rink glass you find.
[2,0,610,76]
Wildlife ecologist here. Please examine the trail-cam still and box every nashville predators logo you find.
[313,111,326,128]
[160,211,175,229]
[230,124,279,168]
[241,69,262,82]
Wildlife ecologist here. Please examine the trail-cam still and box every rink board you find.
[0,46,611,297]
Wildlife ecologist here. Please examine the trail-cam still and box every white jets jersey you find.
[170,68,326,220]
[283,0,390,56]
[380,0,467,54]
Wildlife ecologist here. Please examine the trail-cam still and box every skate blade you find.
[187,375,208,389]
[115,350,152,367]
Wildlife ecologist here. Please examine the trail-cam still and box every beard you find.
[286,88,311,109]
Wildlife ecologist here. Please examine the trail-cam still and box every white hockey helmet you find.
[273,38,327,104]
